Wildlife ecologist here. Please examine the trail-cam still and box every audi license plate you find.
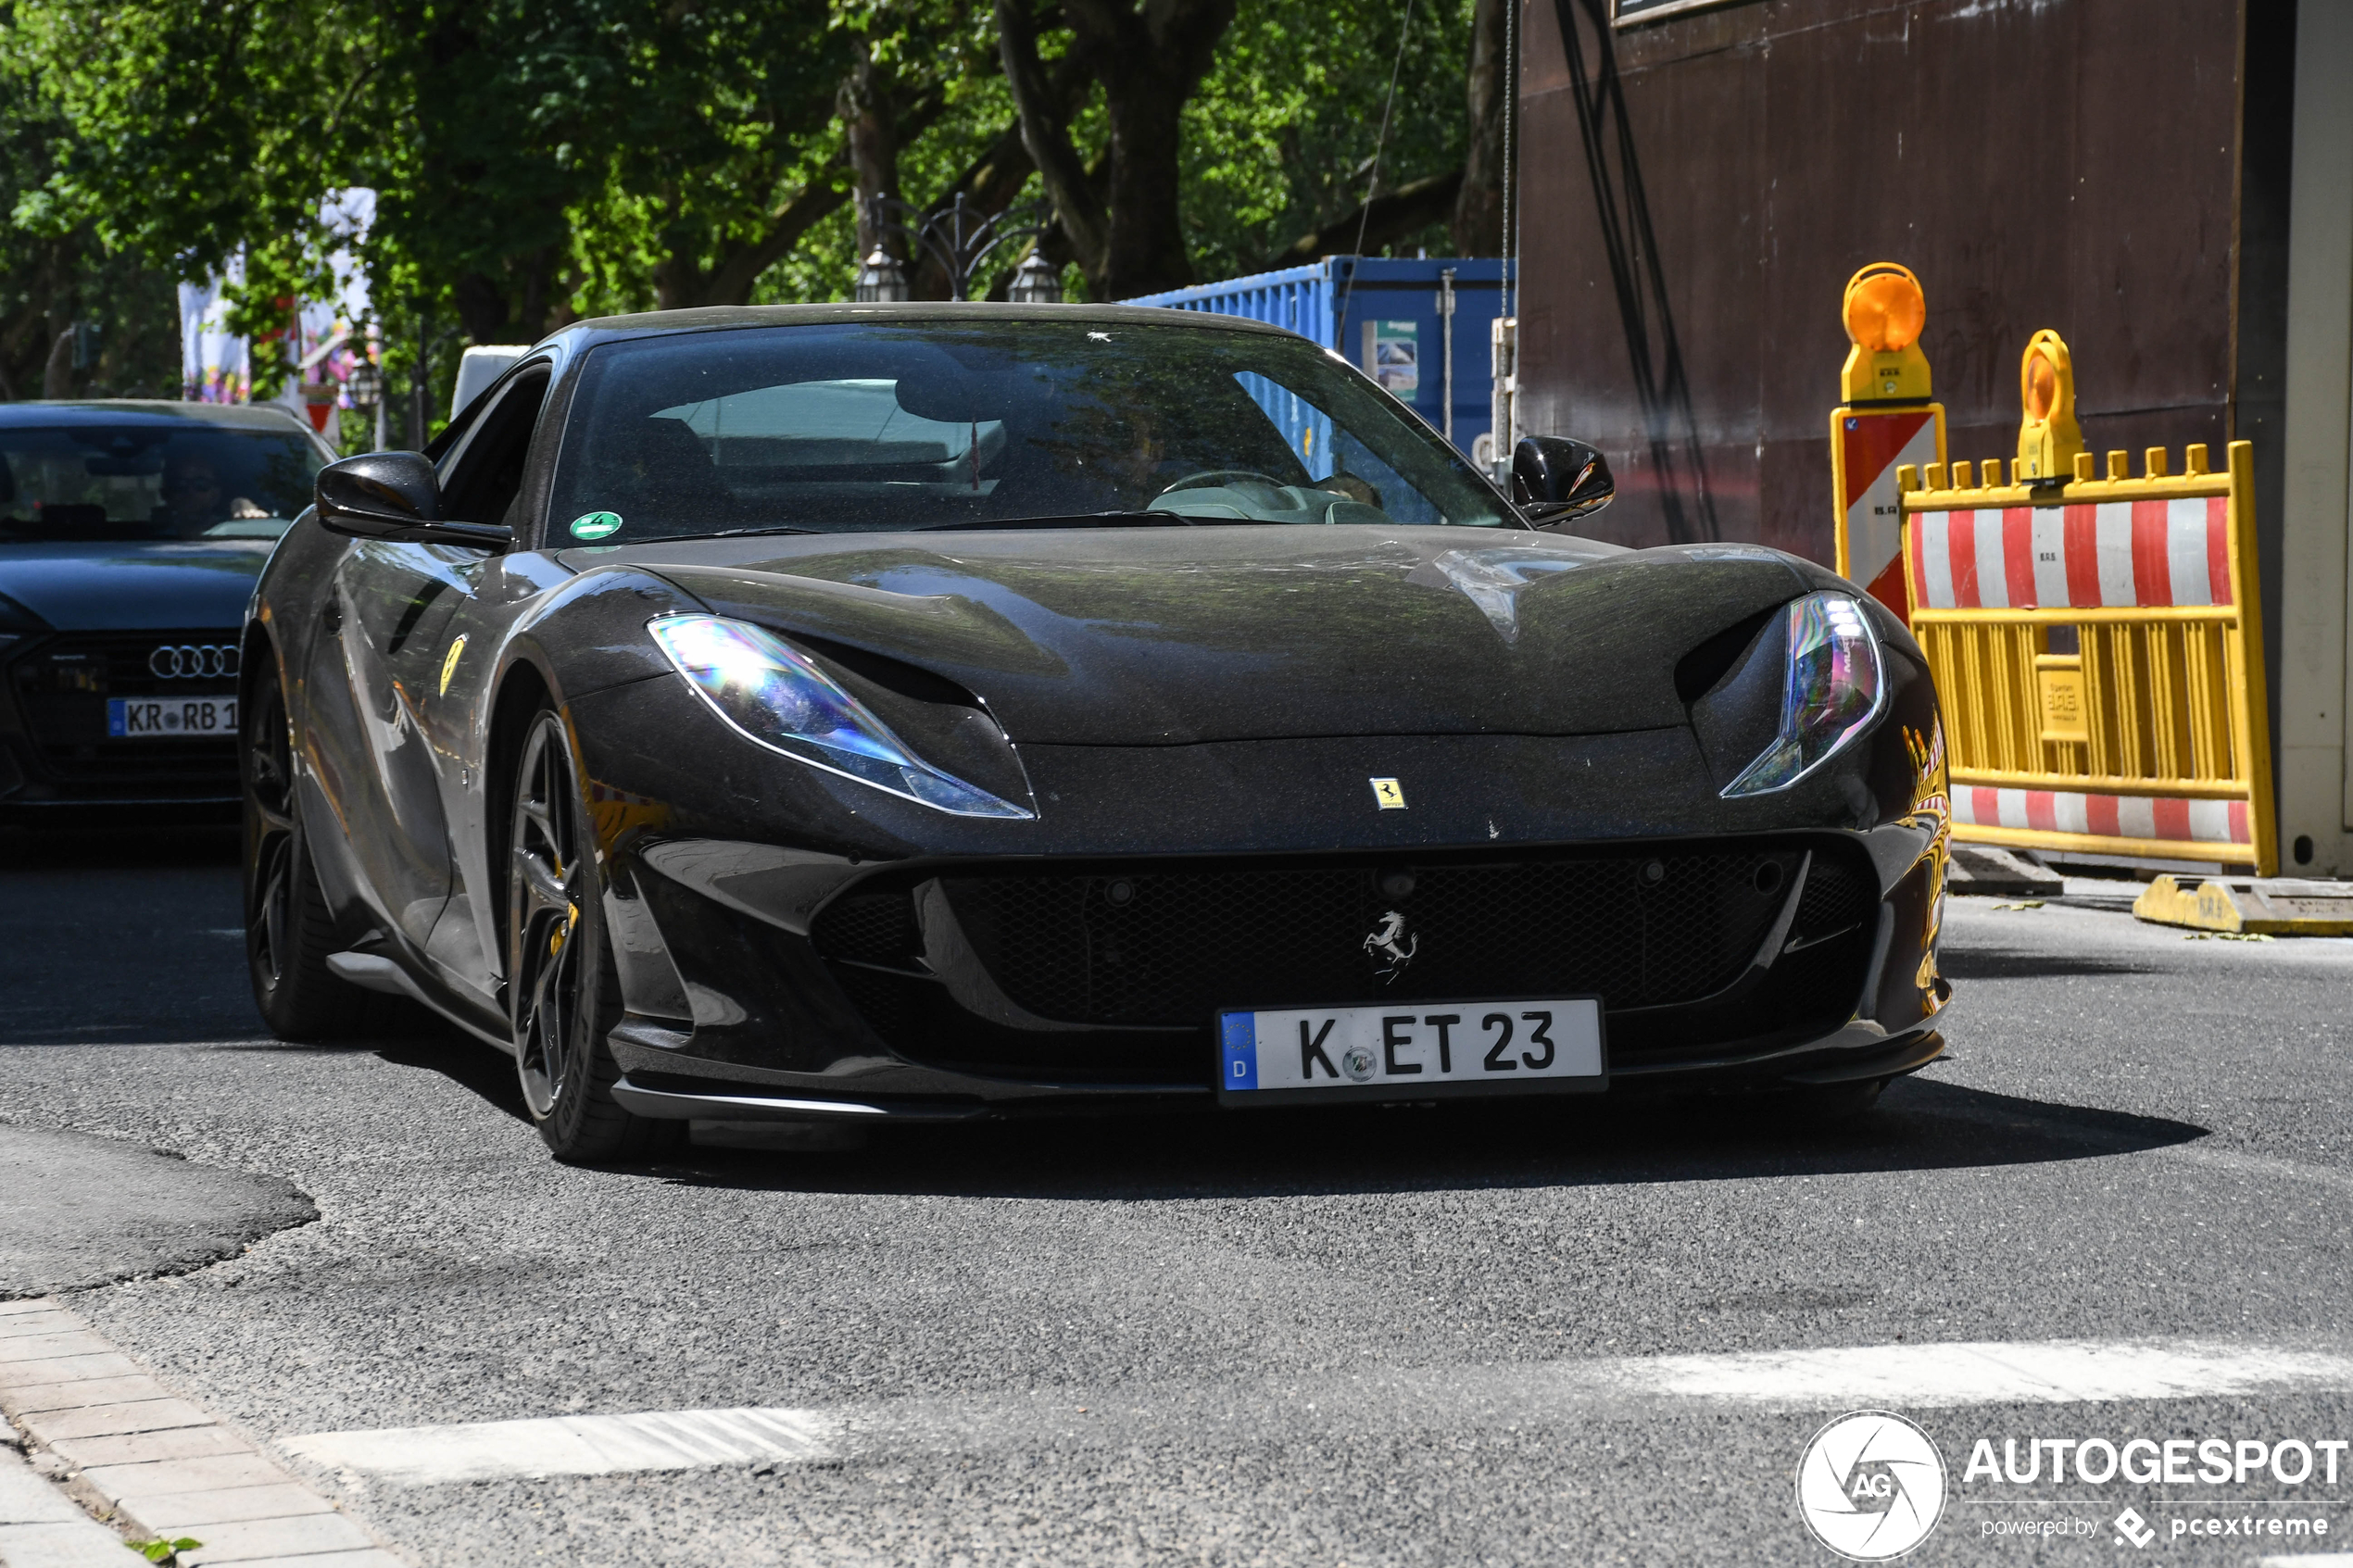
[1217,998,1605,1105]
[107,696,237,738]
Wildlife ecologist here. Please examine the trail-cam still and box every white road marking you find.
[2162,1143,2353,1197]
[282,1406,839,1486]
[280,1338,2353,1486]
[1586,1339,2353,1408]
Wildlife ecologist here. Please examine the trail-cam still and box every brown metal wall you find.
[1517,0,2252,563]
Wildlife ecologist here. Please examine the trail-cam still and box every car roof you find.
[543,301,1309,353]
[0,399,321,432]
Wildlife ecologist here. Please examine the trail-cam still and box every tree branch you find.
[1268,166,1464,269]
[996,0,1107,281]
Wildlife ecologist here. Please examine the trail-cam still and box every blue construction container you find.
[1126,257,1507,462]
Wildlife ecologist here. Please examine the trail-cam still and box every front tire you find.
[507,709,679,1164]
[244,668,367,1040]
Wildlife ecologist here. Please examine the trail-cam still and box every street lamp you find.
[1007,253,1063,305]
[345,358,387,453]
[346,360,383,414]
[857,194,1052,302]
[855,248,910,303]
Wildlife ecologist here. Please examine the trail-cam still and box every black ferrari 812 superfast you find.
[241,305,1950,1161]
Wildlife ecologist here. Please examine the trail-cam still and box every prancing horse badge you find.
[1370,777,1406,809]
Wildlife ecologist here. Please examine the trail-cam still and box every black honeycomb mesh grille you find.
[931,847,1808,1028]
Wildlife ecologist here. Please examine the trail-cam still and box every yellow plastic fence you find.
[1896,439,2275,873]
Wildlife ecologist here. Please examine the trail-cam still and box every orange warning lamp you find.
[2014,329,2084,482]
[1839,263,1931,403]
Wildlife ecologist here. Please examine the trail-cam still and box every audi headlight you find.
[648,614,1033,820]
[1720,592,1884,797]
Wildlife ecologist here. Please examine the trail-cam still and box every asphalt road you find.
[3,821,2349,1566]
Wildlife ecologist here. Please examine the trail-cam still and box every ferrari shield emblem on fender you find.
[439,634,468,696]
[1370,777,1406,809]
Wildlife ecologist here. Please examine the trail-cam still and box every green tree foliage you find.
[4,0,1489,415]
[0,25,182,400]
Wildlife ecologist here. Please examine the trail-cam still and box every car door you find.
[409,365,561,1009]
[300,363,553,965]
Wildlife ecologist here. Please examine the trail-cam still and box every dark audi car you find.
[242,306,1951,1162]
[1,401,332,809]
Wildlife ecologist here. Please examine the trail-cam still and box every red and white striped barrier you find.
[1907,498,2232,611]
[1952,786,2251,848]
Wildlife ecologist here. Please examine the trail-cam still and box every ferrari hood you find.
[574,527,1811,745]
[0,539,275,632]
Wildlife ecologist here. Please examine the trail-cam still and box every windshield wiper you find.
[620,525,822,544]
[923,511,1195,532]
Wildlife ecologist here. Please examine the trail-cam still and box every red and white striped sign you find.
[1953,786,2251,847]
[1837,409,1939,617]
[1907,498,2232,611]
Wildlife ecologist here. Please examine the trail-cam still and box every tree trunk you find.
[42,322,74,399]
[1058,0,1238,299]
[451,274,511,348]
[840,39,900,262]
[1453,0,1510,257]
[1094,65,1193,297]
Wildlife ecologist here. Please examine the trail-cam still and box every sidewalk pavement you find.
[0,1298,400,1568]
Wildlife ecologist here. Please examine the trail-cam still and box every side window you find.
[440,370,551,530]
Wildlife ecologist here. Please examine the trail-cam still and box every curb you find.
[0,1298,402,1568]
[2132,874,2353,935]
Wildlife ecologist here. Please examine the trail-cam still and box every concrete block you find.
[1945,844,2064,897]
[176,1512,376,1563]
[20,1399,215,1443]
[0,1519,140,1568]
[2133,873,2353,934]
[0,1353,141,1391]
[114,1483,336,1529]
[3,1376,174,1415]
[0,1333,114,1364]
[50,1425,254,1470]
[0,1313,81,1341]
[0,1448,85,1524]
[81,1452,292,1503]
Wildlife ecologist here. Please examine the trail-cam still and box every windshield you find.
[546,320,1517,541]
[0,422,324,543]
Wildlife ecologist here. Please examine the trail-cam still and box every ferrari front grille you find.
[812,843,1879,1032]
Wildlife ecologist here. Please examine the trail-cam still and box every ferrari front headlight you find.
[1720,592,1884,797]
[648,614,1032,820]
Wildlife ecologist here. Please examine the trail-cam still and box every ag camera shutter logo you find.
[1795,1411,1947,1560]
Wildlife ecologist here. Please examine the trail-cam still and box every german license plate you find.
[107,696,237,738]
[1218,998,1605,1104]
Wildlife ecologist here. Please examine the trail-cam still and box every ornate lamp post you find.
[855,249,910,303]
[346,359,386,452]
[856,194,1052,302]
[1007,253,1063,305]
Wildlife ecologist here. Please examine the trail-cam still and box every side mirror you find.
[1512,436,1615,525]
[315,452,509,548]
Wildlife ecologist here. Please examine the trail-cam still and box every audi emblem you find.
[148,644,238,680]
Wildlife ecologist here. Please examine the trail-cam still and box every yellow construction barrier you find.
[1830,264,1946,618]
[1895,333,2276,873]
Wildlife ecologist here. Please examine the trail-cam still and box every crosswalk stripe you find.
[280,1338,2353,1486]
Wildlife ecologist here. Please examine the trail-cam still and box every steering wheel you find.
[1154,470,1291,496]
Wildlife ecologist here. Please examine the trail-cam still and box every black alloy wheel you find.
[506,708,678,1163]
[244,667,365,1038]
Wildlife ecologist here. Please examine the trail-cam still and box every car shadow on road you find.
[641,1074,2208,1201]
[1938,949,2156,980]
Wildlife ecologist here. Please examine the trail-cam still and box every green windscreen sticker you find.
[569,511,623,540]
